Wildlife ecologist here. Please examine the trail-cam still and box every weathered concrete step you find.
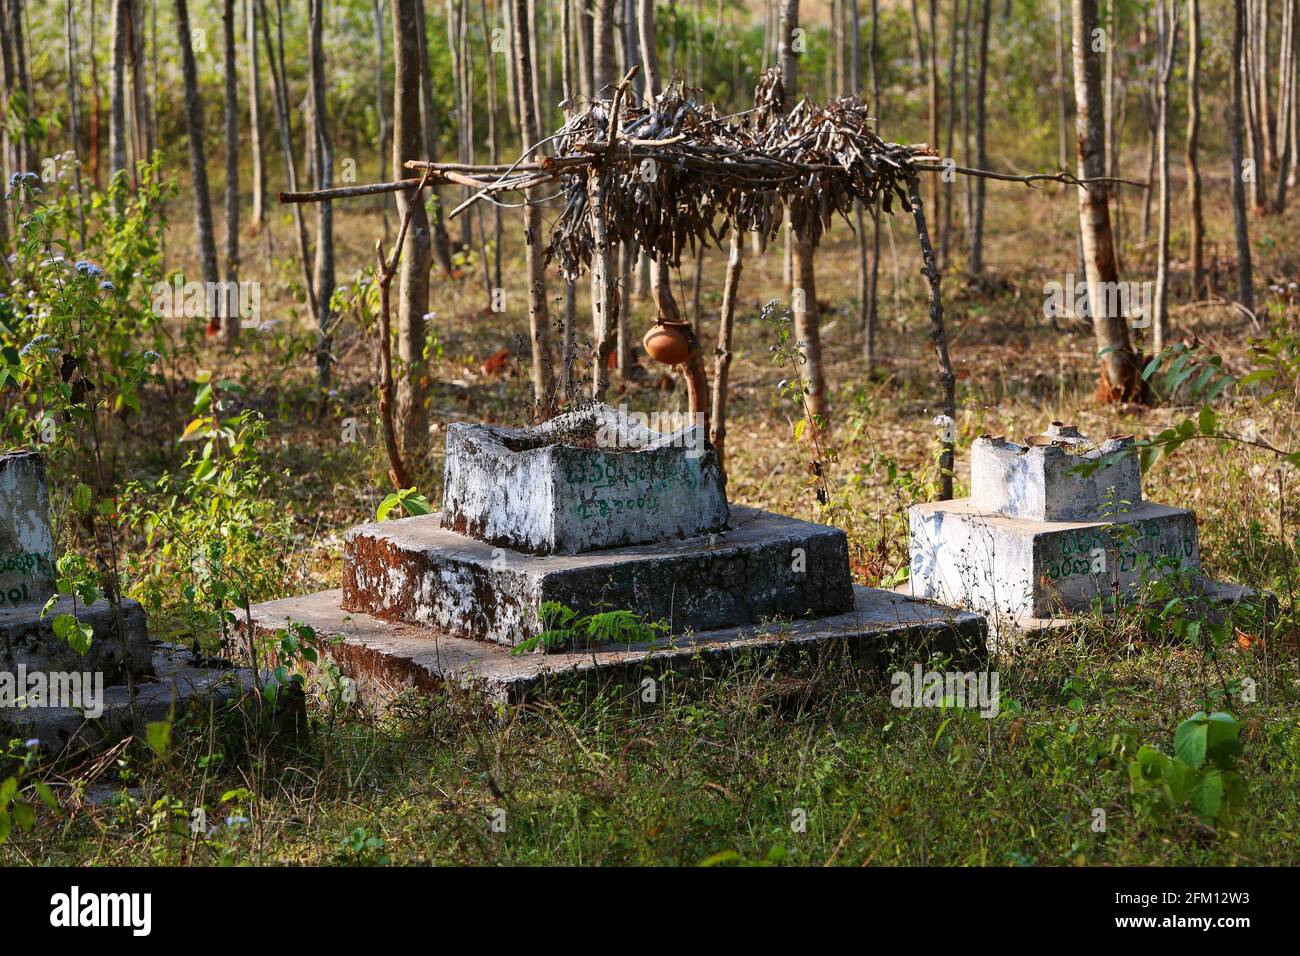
[247,587,985,706]
[1,595,152,684]
[342,505,856,649]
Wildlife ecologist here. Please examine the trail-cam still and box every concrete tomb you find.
[251,404,983,705]
[907,422,1242,626]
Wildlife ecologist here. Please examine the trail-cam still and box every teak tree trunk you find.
[1185,0,1205,298]
[1072,0,1143,402]
[175,0,220,289]
[514,0,555,414]
[308,0,334,385]
[970,0,991,273]
[221,0,241,344]
[711,229,744,472]
[247,0,266,234]
[1152,0,1178,353]
[109,0,129,182]
[392,0,433,461]
[1230,0,1256,314]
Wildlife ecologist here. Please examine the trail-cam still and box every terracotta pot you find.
[642,323,691,365]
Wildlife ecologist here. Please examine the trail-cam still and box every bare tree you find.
[1185,0,1204,298]
[1072,0,1142,401]
[1276,0,1297,211]
[969,0,990,273]
[777,0,827,421]
[63,0,88,248]
[637,0,660,97]
[416,0,455,274]
[308,0,334,383]
[175,0,220,290]
[259,0,316,319]
[110,0,130,182]
[514,0,555,412]
[221,0,241,344]
[592,0,617,93]
[246,0,266,234]
[1055,0,1069,172]
[393,0,433,458]
[711,229,744,470]
[1152,0,1178,352]
[1230,0,1256,314]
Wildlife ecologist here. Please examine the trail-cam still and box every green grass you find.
[7,616,1298,867]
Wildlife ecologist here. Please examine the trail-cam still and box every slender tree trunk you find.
[88,0,103,188]
[221,0,241,345]
[308,0,333,383]
[1055,0,1068,171]
[482,0,501,290]
[64,0,87,249]
[1152,0,1178,353]
[515,0,555,413]
[1275,0,1296,211]
[128,0,152,168]
[710,238,743,471]
[259,0,316,317]
[1231,0,1256,313]
[175,0,219,290]
[910,178,955,500]
[110,0,129,182]
[393,0,433,459]
[591,0,617,93]
[1072,0,1142,402]
[1186,0,1204,298]
[927,0,940,223]
[247,0,266,233]
[638,0,660,98]
[372,0,391,234]
[867,0,881,363]
[939,0,958,267]
[416,0,455,274]
[970,0,990,273]
[635,0,658,303]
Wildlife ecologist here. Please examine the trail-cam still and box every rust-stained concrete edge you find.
[245,586,986,708]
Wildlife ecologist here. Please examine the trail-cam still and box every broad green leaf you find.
[1174,713,1209,769]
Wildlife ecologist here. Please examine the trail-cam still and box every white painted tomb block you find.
[0,450,55,608]
[909,423,1204,622]
[441,403,729,555]
[969,423,1141,521]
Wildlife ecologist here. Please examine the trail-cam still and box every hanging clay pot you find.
[642,322,691,366]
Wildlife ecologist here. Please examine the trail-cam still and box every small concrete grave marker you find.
[0,450,55,608]
[908,422,1244,626]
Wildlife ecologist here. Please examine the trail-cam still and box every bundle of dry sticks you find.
[405,69,929,281]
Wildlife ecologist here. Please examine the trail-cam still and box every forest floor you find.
[6,159,1300,866]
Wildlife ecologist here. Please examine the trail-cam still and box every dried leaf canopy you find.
[544,70,924,281]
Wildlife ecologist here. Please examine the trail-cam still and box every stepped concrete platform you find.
[909,498,1200,621]
[343,505,855,649]
[247,586,985,707]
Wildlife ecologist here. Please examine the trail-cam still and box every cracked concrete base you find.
[343,505,856,649]
[246,586,985,707]
[0,643,257,752]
